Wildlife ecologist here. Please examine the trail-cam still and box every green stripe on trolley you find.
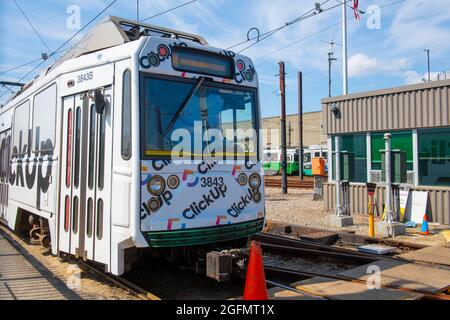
[144,218,265,248]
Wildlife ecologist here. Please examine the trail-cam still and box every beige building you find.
[261,111,327,150]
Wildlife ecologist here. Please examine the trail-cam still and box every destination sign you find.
[172,47,234,79]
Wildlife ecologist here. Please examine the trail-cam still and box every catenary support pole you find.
[384,133,394,223]
[298,72,304,181]
[424,49,431,82]
[279,62,288,194]
[335,136,343,215]
[342,1,348,95]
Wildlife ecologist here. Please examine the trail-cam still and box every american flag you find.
[352,0,360,20]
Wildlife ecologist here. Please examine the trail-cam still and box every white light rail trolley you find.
[0,16,265,278]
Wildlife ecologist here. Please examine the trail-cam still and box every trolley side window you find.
[98,110,106,190]
[121,69,132,160]
[97,198,104,240]
[33,83,57,153]
[88,104,96,189]
[304,152,312,163]
[74,106,81,188]
[12,100,30,157]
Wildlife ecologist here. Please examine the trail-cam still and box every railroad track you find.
[0,223,161,300]
[253,233,450,300]
[264,265,450,300]
[252,232,397,264]
[264,220,428,253]
[78,260,161,300]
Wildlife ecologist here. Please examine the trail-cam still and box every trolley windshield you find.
[141,76,258,160]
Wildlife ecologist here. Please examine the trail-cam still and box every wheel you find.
[29,227,41,245]
[40,234,50,248]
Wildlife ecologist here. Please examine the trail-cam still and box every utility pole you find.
[288,121,292,148]
[298,71,304,181]
[137,0,140,21]
[424,49,431,82]
[342,1,349,95]
[321,35,340,97]
[279,62,288,194]
[328,52,337,97]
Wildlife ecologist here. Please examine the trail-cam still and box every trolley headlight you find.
[147,197,162,213]
[147,176,166,196]
[249,173,261,189]
[238,173,248,186]
[167,175,180,189]
[253,191,262,203]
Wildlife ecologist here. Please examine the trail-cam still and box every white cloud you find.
[387,0,450,57]
[348,53,409,78]
[403,71,443,85]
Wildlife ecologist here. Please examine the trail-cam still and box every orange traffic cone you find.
[243,241,268,300]
[420,214,430,235]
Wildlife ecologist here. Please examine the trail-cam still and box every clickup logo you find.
[182,170,199,187]
[66,5,81,30]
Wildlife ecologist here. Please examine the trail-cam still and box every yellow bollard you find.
[368,194,375,238]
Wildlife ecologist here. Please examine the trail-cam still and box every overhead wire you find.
[1,0,201,80]
[140,0,198,22]
[227,0,352,54]
[13,0,54,60]
[254,0,409,61]
[1,0,118,101]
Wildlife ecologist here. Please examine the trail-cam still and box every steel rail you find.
[78,260,161,301]
[266,279,328,300]
[264,220,428,251]
[260,242,380,263]
[253,232,400,262]
[264,265,450,301]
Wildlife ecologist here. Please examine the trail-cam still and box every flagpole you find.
[342,0,349,95]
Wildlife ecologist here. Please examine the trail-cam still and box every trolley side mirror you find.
[94,89,106,114]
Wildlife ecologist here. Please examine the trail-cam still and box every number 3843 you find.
[200,177,224,188]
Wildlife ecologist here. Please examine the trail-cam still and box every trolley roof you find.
[51,15,208,70]
[3,16,208,104]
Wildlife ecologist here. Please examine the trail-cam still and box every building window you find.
[419,127,450,187]
[332,134,367,183]
[371,131,413,171]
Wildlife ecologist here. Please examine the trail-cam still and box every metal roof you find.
[51,15,208,70]
[4,16,208,103]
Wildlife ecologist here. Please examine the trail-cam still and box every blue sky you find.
[1,0,450,117]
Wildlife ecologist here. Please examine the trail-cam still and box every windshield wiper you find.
[164,77,205,136]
